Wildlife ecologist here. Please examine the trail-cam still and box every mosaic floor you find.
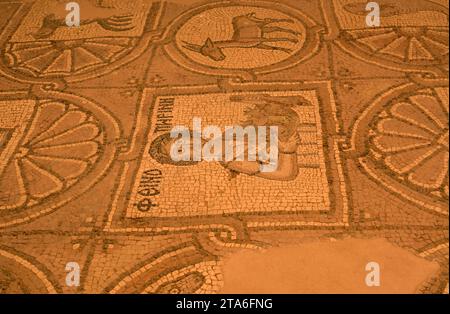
[0,0,448,294]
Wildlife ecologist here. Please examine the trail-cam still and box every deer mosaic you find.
[182,13,301,61]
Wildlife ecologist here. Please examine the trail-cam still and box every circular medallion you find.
[349,80,449,215]
[0,95,119,228]
[164,1,321,78]
[176,6,306,69]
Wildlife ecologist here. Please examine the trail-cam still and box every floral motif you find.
[371,89,449,198]
[0,100,103,210]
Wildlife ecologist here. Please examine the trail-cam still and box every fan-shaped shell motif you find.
[346,27,449,65]
[371,89,449,198]
[4,37,136,77]
[0,100,103,211]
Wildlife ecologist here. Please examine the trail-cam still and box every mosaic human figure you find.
[148,96,304,181]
